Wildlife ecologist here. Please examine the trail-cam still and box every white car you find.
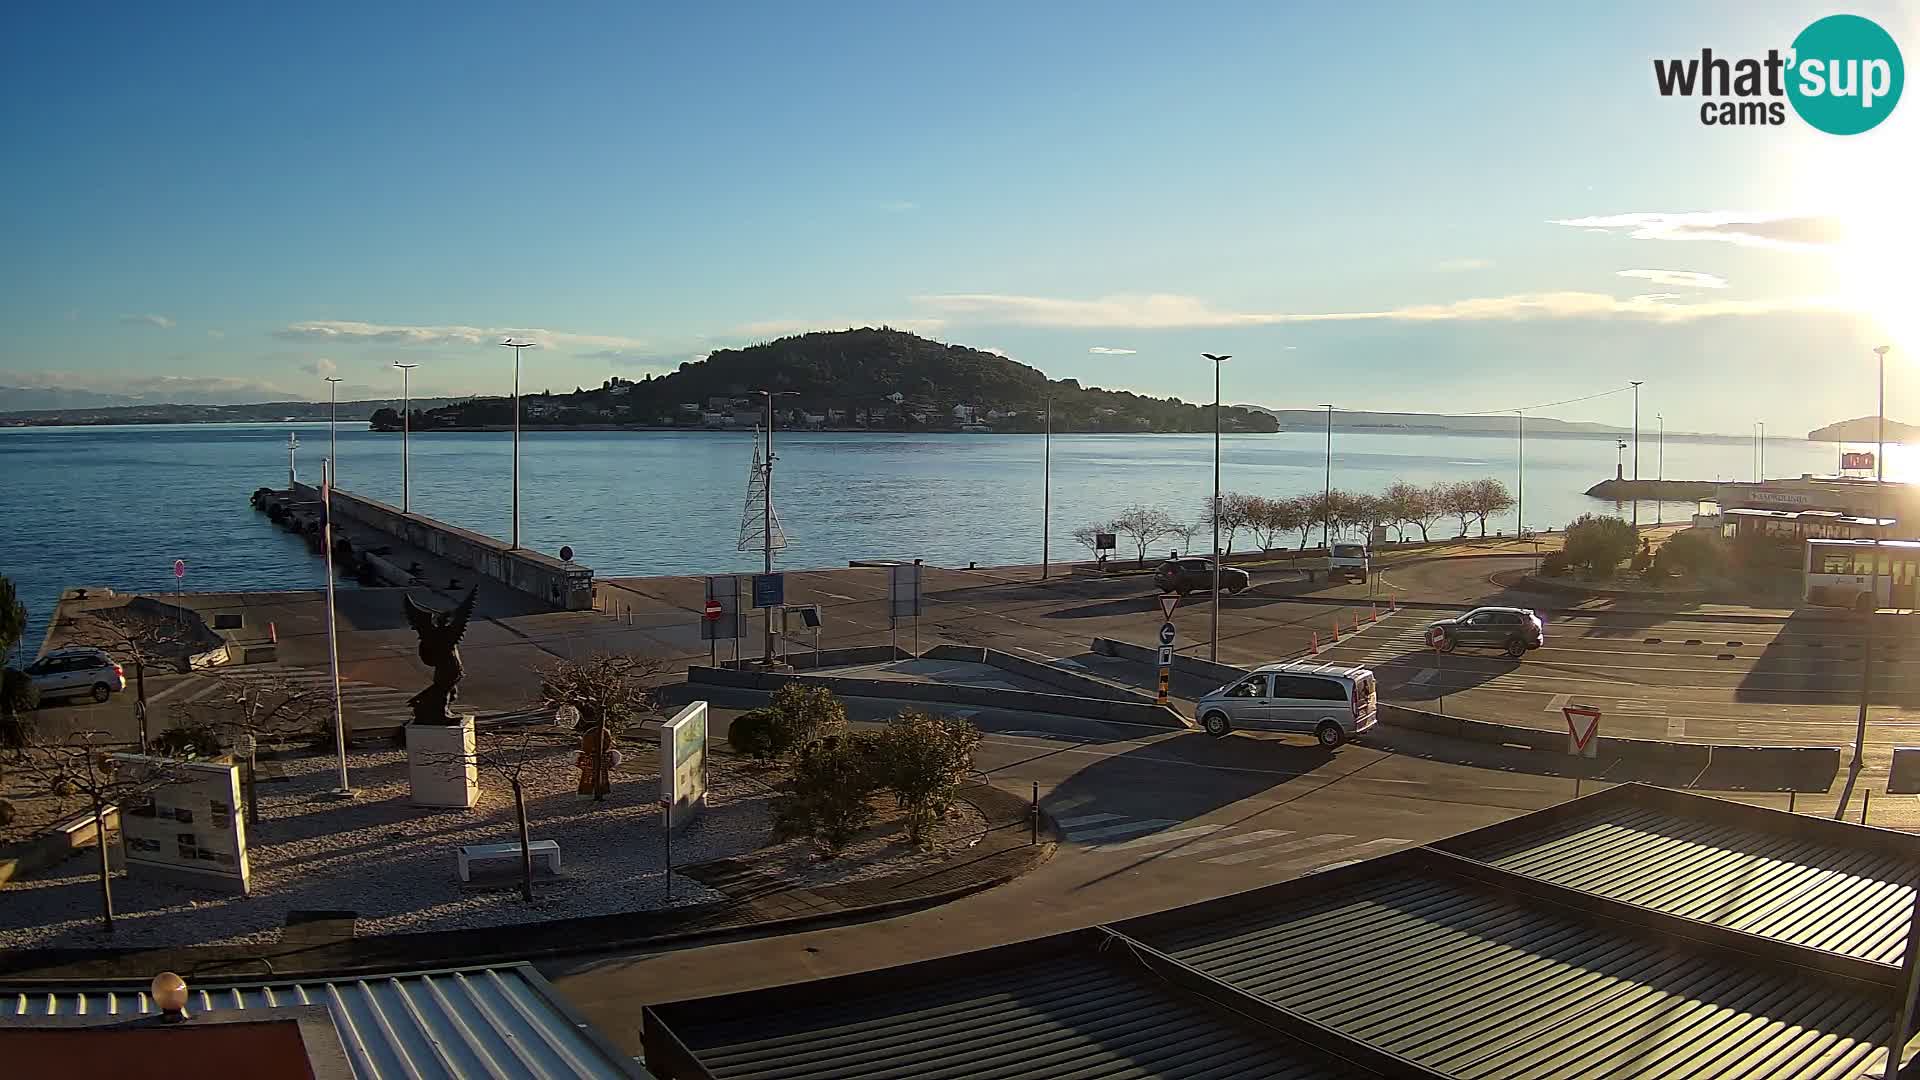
[23,647,127,704]
[1195,661,1378,747]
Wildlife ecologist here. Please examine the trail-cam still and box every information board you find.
[112,755,251,895]
[661,701,709,830]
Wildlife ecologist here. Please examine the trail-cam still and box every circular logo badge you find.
[1788,14,1904,135]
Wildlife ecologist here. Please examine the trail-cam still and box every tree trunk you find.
[1417,522,1430,542]
[245,748,259,826]
[93,800,114,933]
[513,780,534,903]
[134,660,148,754]
[1478,516,1488,538]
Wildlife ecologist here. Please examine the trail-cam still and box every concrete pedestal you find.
[406,715,479,808]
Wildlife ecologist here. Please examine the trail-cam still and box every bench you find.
[457,840,560,882]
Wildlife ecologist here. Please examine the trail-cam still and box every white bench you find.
[457,840,560,882]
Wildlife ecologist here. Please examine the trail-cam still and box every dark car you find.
[1427,606,1544,659]
[1154,558,1251,596]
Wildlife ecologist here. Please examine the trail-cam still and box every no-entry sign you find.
[1563,704,1601,759]
[173,559,186,580]
[702,599,722,621]
[1426,624,1448,650]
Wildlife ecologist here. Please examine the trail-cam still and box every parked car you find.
[1195,661,1377,747]
[1154,558,1251,596]
[22,647,127,704]
[1426,606,1544,659]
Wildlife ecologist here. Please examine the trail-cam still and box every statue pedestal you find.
[406,715,478,808]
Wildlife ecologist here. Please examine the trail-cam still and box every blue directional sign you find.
[752,573,785,609]
[1159,622,1177,647]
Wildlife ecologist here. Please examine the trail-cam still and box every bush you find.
[1653,529,1726,580]
[1539,551,1572,578]
[774,731,883,852]
[872,711,982,845]
[1563,514,1636,579]
[766,684,848,759]
[152,723,223,760]
[727,708,780,762]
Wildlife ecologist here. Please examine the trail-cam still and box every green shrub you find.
[774,731,883,852]
[1563,514,1636,579]
[766,684,848,759]
[1653,529,1726,580]
[1538,551,1572,578]
[872,711,982,845]
[153,722,223,760]
[727,708,780,762]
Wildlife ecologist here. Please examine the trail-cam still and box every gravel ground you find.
[752,788,992,888]
[2,741,797,950]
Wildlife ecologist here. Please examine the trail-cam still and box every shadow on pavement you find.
[1389,654,1521,702]
[1735,609,1920,708]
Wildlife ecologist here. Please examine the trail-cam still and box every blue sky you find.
[2,2,1913,433]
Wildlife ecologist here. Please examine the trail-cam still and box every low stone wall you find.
[922,645,1158,706]
[1089,637,1251,689]
[686,666,1191,728]
[291,482,592,610]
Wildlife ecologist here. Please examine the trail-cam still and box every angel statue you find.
[403,587,477,725]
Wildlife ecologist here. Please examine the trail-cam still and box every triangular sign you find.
[1563,704,1602,750]
[1159,594,1179,621]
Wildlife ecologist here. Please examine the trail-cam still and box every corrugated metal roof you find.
[653,935,1374,1079]
[1439,790,1920,965]
[2,964,642,1080]
[1124,859,1893,1080]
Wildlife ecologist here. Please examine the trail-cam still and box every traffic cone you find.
[268,621,277,644]
[1331,615,1341,639]
[1310,631,1321,655]
[1370,603,1379,623]
[1390,597,1399,613]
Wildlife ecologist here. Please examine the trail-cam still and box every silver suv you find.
[23,647,127,704]
[1196,661,1377,747]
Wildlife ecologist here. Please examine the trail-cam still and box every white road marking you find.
[1545,693,1572,714]
[1070,818,1182,843]
[816,591,856,601]
[1159,828,1298,858]
[1409,669,1437,686]
[1091,824,1228,852]
[1056,812,1126,829]
[1203,833,1354,866]
[1266,837,1411,870]
[1667,715,1687,739]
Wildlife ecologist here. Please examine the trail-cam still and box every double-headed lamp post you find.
[1203,354,1231,662]
[393,361,418,514]
[499,339,535,548]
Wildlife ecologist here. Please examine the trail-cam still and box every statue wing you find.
[402,593,438,639]
[445,586,478,648]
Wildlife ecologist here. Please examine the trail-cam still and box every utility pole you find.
[499,339,534,548]
[764,391,776,665]
[394,361,418,514]
[1853,345,1892,773]
[1656,413,1664,523]
[1204,355,1230,662]
[1320,404,1335,550]
[324,375,342,486]
[1758,421,1766,480]
[321,457,352,798]
[1041,395,1052,580]
[1516,409,1525,537]
[1630,381,1642,532]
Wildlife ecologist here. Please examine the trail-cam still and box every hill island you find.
[370,328,1279,435]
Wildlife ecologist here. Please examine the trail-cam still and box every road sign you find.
[173,559,186,580]
[1158,622,1177,647]
[888,562,923,623]
[752,573,784,609]
[703,575,742,642]
[1096,532,1117,551]
[1157,645,1174,667]
[703,599,722,621]
[1563,704,1602,759]
[1425,624,1449,650]
[1158,594,1179,620]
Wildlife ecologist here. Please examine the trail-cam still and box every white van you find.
[1195,661,1377,747]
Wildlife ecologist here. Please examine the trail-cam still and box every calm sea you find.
[0,422,1833,651]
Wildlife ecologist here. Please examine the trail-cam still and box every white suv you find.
[23,647,127,704]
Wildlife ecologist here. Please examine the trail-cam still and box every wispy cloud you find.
[276,320,648,351]
[915,290,1840,328]
[1616,268,1729,289]
[1434,258,1492,272]
[299,358,339,377]
[1088,346,1137,355]
[1551,212,1846,250]
[120,313,175,329]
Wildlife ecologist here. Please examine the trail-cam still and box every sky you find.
[1,1,1914,434]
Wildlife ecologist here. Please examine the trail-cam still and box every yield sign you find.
[1158,593,1179,621]
[1563,704,1602,758]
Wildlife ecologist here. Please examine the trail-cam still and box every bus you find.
[1803,538,1920,611]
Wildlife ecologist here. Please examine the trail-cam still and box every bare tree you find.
[1113,504,1176,565]
[1438,480,1477,538]
[1468,477,1516,537]
[420,724,573,903]
[1070,522,1115,563]
[1198,494,1251,555]
[10,731,184,933]
[539,653,665,801]
[167,675,331,825]
[67,604,200,753]
[1402,484,1448,543]
[1168,520,1202,556]
[1291,494,1323,551]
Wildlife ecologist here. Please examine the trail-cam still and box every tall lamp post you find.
[1852,345,1893,774]
[758,390,800,664]
[1515,409,1526,537]
[1655,412,1665,524]
[1758,421,1766,480]
[1203,355,1231,662]
[1630,381,1643,532]
[321,455,352,798]
[393,361,418,514]
[499,339,535,548]
[1320,404,1335,550]
[1041,395,1052,580]
[324,375,342,485]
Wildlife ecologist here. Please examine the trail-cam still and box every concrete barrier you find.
[720,645,907,671]
[291,481,592,610]
[687,666,1192,728]
[1090,637,1248,689]
[924,644,1160,706]
[1891,748,1920,795]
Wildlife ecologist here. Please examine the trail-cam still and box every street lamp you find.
[498,339,535,548]
[1758,421,1767,481]
[1041,394,1052,581]
[323,375,342,485]
[1851,344,1893,773]
[1203,354,1231,662]
[1515,409,1526,538]
[1630,381,1643,532]
[1655,412,1664,524]
[393,362,418,514]
[1319,404,1335,549]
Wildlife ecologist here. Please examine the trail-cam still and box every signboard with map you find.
[661,701,709,830]
[112,754,251,895]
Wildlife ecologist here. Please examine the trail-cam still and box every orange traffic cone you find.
[1310,631,1321,655]
[269,621,278,644]
[1370,603,1379,623]
[1331,615,1341,639]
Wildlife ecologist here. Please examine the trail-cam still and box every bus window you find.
[1821,552,1852,574]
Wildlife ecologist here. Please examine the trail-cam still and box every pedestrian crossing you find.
[1343,616,1429,665]
[186,665,548,731]
[1052,810,1413,873]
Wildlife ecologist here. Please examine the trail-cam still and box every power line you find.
[1502,383,1635,415]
